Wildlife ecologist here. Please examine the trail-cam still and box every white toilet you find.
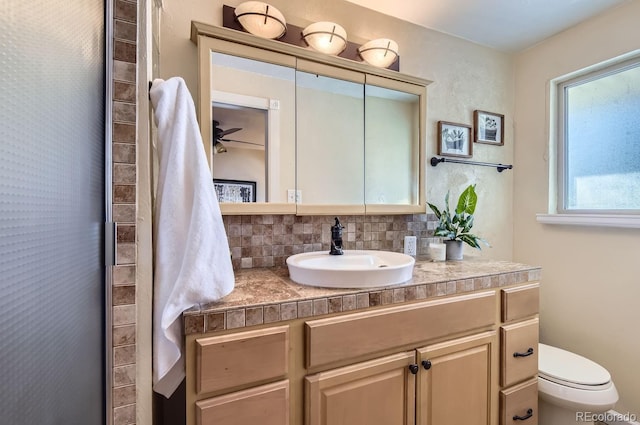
[538,343,619,424]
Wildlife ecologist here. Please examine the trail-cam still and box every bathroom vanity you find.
[182,259,540,425]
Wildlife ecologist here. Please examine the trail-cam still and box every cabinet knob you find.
[408,364,419,374]
[513,347,534,358]
[513,408,533,421]
[421,360,432,370]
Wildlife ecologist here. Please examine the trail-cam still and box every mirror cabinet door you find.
[198,37,297,214]
[364,76,425,214]
[196,32,428,216]
[295,60,366,215]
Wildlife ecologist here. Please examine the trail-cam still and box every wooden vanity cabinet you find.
[185,281,540,425]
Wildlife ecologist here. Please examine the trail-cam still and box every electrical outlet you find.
[287,190,302,203]
[404,236,417,256]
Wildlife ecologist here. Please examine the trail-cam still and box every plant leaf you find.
[458,233,480,249]
[427,202,441,219]
[456,184,477,215]
[444,190,451,214]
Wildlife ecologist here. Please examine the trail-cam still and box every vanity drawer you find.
[196,380,289,425]
[501,283,539,322]
[196,325,289,394]
[306,291,496,369]
[500,318,539,387]
[500,378,538,425]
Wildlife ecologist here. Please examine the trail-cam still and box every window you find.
[557,57,640,214]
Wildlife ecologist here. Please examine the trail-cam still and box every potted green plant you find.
[427,184,487,260]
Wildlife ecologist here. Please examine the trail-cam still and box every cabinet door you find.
[305,351,416,425]
[417,331,497,425]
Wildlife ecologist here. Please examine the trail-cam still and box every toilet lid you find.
[539,343,611,387]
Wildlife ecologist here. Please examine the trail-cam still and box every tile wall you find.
[222,213,440,269]
[111,0,138,424]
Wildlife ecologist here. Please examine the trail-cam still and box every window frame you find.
[537,52,640,228]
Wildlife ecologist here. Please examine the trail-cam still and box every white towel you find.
[150,77,235,398]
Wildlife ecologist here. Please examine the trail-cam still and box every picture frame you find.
[213,179,256,203]
[474,110,504,145]
[437,121,473,158]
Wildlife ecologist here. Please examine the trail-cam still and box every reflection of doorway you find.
[211,91,281,203]
[213,103,267,202]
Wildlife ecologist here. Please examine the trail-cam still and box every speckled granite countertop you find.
[183,258,541,335]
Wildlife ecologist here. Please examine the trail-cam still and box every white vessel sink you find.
[286,250,415,288]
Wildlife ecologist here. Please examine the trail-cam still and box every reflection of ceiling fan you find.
[213,120,263,153]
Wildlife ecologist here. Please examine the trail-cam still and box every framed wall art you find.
[213,179,256,203]
[437,121,473,158]
[474,110,504,145]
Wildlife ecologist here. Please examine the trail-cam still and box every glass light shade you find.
[302,22,347,55]
[358,38,399,68]
[234,1,286,39]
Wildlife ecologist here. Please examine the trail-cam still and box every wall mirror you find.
[193,22,429,215]
[365,76,424,213]
[199,37,297,214]
[295,61,365,214]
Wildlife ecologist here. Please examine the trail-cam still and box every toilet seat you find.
[538,343,611,389]
[538,343,619,413]
[539,373,612,391]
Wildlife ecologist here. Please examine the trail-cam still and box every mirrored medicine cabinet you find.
[192,21,430,215]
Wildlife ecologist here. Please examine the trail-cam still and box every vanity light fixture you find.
[302,21,347,55]
[358,38,399,68]
[234,1,287,39]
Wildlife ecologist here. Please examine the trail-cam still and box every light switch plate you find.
[404,236,417,256]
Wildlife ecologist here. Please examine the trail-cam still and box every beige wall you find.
[158,0,515,260]
[513,0,640,416]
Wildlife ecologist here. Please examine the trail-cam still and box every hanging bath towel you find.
[150,77,235,398]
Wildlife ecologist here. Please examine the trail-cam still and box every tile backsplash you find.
[222,214,439,269]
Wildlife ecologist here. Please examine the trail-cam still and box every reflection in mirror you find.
[365,85,420,205]
[210,51,295,203]
[212,103,267,201]
[296,71,365,205]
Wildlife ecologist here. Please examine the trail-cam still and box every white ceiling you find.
[344,0,629,52]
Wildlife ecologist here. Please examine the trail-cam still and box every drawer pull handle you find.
[408,364,419,375]
[513,347,534,358]
[421,360,432,370]
[513,408,533,421]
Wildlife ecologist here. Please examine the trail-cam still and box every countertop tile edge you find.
[184,259,541,335]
